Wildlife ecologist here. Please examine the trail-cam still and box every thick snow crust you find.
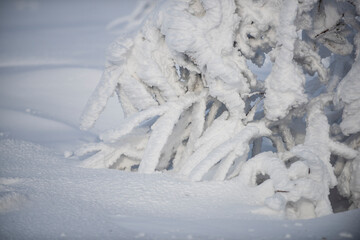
[264,0,307,121]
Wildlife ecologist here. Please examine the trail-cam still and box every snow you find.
[0,0,360,239]
[1,140,360,239]
[264,0,307,121]
[336,56,360,135]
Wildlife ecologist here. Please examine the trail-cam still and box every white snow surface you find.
[0,0,360,239]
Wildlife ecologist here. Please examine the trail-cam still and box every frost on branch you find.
[264,0,307,121]
[78,0,360,219]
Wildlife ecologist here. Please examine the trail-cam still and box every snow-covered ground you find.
[0,1,359,239]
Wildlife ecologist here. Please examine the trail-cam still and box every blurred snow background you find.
[0,0,127,151]
[0,0,359,239]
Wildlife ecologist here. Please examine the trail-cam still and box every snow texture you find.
[1,0,360,238]
[77,0,360,220]
[264,0,307,121]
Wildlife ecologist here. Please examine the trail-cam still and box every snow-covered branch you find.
[78,0,360,219]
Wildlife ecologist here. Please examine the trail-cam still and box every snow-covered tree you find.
[77,0,360,219]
